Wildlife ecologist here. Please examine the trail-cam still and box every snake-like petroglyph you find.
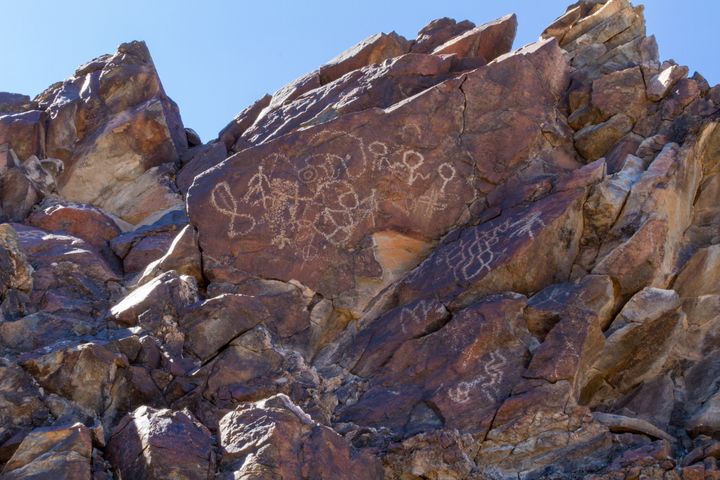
[406,210,547,285]
[210,131,465,259]
[447,350,508,405]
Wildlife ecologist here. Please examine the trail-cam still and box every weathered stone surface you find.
[111,208,187,274]
[40,41,187,225]
[1,2,718,479]
[20,341,129,424]
[98,163,183,226]
[411,17,475,54]
[396,188,585,308]
[0,360,49,458]
[580,287,682,406]
[0,110,45,162]
[574,113,633,160]
[106,406,214,480]
[0,153,51,223]
[0,225,120,351]
[0,423,92,480]
[340,294,532,435]
[180,293,269,361]
[27,198,122,247]
[189,37,570,313]
[594,141,701,295]
[217,94,271,150]
[137,225,203,285]
[647,64,689,101]
[232,52,455,148]
[432,13,517,62]
[219,394,381,479]
[674,244,720,298]
[0,93,34,115]
[318,32,410,84]
[0,224,33,297]
[110,270,197,333]
[591,66,647,121]
[176,142,228,193]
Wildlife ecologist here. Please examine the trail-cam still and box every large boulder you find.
[0,423,93,480]
[188,37,571,313]
[106,406,214,480]
[218,394,381,479]
[36,41,187,225]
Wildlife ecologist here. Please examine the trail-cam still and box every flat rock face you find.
[188,36,570,312]
[3,1,720,479]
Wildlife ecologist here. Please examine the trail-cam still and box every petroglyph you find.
[447,350,508,404]
[212,131,465,259]
[438,163,456,193]
[210,182,256,238]
[407,209,547,286]
[399,299,446,334]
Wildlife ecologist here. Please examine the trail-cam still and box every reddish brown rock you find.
[339,294,532,435]
[0,93,34,115]
[0,110,45,162]
[217,94,271,150]
[111,209,188,274]
[647,64,689,101]
[4,225,120,347]
[0,165,41,222]
[207,278,315,342]
[396,188,585,308]
[121,230,177,274]
[318,32,410,84]
[594,141,701,295]
[234,52,455,148]
[219,394,381,479]
[0,423,92,480]
[137,225,203,285]
[347,297,449,377]
[0,360,49,460]
[0,224,33,297]
[432,13,517,63]
[193,325,319,419]
[411,17,475,54]
[27,198,122,247]
[580,287,682,406]
[179,294,269,361]
[38,41,187,225]
[188,37,570,313]
[591,66,648,121]
[176,142,227,193]
[574,113,634,161]
[110,271,198,354]
[0,2,717,479]
[19,341,129,423]
[106,406,214,480]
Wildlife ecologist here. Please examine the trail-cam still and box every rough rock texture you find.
[2,1,720,478]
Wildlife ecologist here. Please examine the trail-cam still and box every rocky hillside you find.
[1,0,719,478]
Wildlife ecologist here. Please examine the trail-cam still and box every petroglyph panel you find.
[398,188,585,306]
[447,350,508,404]
[205,127,471,266]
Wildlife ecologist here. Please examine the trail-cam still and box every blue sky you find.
[2,1,718,141]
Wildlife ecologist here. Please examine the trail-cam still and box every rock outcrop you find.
[1,0,720,478]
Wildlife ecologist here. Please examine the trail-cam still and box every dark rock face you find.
[2,1,720,478]
[106,406,214,479]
